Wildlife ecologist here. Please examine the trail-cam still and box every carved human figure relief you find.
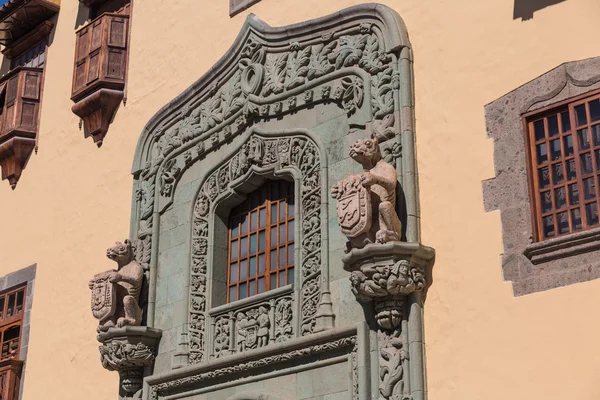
[331,134,402,250]
[89,240,144,331]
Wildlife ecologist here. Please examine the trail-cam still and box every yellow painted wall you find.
[0,1,598,400]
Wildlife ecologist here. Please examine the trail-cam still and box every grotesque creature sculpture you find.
[331,134,402,250]
[90,240,144,331]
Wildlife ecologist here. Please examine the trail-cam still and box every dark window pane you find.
[288,197,295,217]
[596,149,600,171]
[534,119,545,141]
[561,111,571,132]
[536,143,548,165]
[240,237,248,258]
[571,208,582,231]
[550,139,561,161]
[563,135,573,156]
[250,210,258,231]
[568,184,579,205]
[231,217,239,238]
[258,277,265,293]
[270,274,276,289]
[229,286,237,302]
[552,163,564,185]
[589,99,600,122]
[288,245,295,266]
[287,268,294,285]
[554,187,566,209]
[270,203,278,223]
[7,295,14,318]
[258,254,265,274]
[592,125,600,146]
[288,220,295,241]
[278,271,286,287]
[270,183,279,199]
[557,211,569,234]
[239,282,247,299]
[15,291,23,314]
[0,298,5,320]
[259,208,267,228]
[230,262,239,282]
[583,177,596,199]
[538,167,550,189]
[250,233,257,253]
[575,104,587,126]
[230,240,238,261]
[240,214,248,234]
[541,191,553,213]
[249,279,256,296]
[249,256,256,277]
[548,115,559,137]
[581,152,594,175]
[586,202,599,225]
[258,230,266,251]
[240,259,248,280]
[578,128,590,150]
[543,215,555,238]
[566,159,577,181]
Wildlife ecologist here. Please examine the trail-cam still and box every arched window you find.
[227,180,295,302]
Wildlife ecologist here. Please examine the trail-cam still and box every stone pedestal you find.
[342,241,434,400]
[97,326,162,399]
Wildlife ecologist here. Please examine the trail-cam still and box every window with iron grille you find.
[227,180,295,302]
[526,91,600,241]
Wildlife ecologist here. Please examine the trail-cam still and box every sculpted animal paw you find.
[376,230,399,244]
[360,172,375,187]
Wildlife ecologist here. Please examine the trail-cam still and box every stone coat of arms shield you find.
[335,175,372,238]
[90,271,117,321]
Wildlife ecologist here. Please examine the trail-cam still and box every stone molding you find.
[229,0,262,17]
[483,56,600,296]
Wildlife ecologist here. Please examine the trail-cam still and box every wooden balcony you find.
[0,67,43,189]
[0,359,22,400]
[71,12,129,147]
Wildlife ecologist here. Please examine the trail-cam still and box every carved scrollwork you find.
[99,341,156,371]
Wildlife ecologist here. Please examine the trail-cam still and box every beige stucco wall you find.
[0,0,598,399]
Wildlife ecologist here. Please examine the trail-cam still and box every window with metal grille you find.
[227,180,295,302]
[526,91,600,241]
[12,39,47,69]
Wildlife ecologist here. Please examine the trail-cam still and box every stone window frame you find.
[484,57,600,296]
[229,0,262,17]
[0,264,36,400]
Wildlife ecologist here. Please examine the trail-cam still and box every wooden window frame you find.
[226,180,295,303]
[11,38,48,70]
[524,88,600,242]
[0,285,26,363]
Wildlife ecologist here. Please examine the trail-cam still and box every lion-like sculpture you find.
[89,240,144,331]
[331,134,402,250]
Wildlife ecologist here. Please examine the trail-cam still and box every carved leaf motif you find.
[358,33,385,74]
[200,95,223,132]
[180,107,202,143]
[262,53,289,96]
[330,34,369,70]
[285,46,311,89]
[341,77,364,114]
[372,67,395,118]
[221,71,244,118]
[307,42,337,81]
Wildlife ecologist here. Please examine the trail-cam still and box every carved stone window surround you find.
[209,284,292,316]
[484,56,600,295]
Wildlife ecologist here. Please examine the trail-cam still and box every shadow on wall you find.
[513,0,566,20]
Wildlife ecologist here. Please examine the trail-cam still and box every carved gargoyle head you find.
[349,134,382,168]
[106,239,134,268]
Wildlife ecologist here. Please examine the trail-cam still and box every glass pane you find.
[279,247,286,267]
[230,240,238,261]
[550,139,561,160]
[596,149,600,171]
[536,143,548,165]
[288,245,295,266]
[241,214,248,234]
[240,259,248,280]
[250,211,258,231]
[231,217,240,238]
[548,115,559,137]
[258,254,265,274]
[543,215,555,238]
[568,184,579,205]
[533,119,545,141]
[561,111,571,132]
[279,271,286,287]
[583,177,596,200]
[270,249,277,270]
[287,268,294,285]
[538,167,550,189]
[554,187,566,209]
[581,152,593,175]
[566,159,577,181]
[563,135,574,156]
[578,128,590,150]
[270,227,277,247]
[552,163,564,185]
[279,199,287,219]
[258,230,266,251]
[589,99,600,122]
[571,208,582,231]
[240,237,248,258]
[575,104,587,126]
[259,208,267,228]
[270,274,277,290]
[0,298,4,320]
[230,262,239,282]
[249,279,256,296]
[541,191,553,213]
[586,202,599,226]
[239,282,247,299]
[270,203,278,224]
[592,124,600,147]
[288,220,295,241]
[249,256,256,277]
[7,295,14,318]
[557,211,569,234]
[279,224,286,243]
[288,197,295,217]
[229,286,237,302]
[250,233,257,253]
[258,277,265,293]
